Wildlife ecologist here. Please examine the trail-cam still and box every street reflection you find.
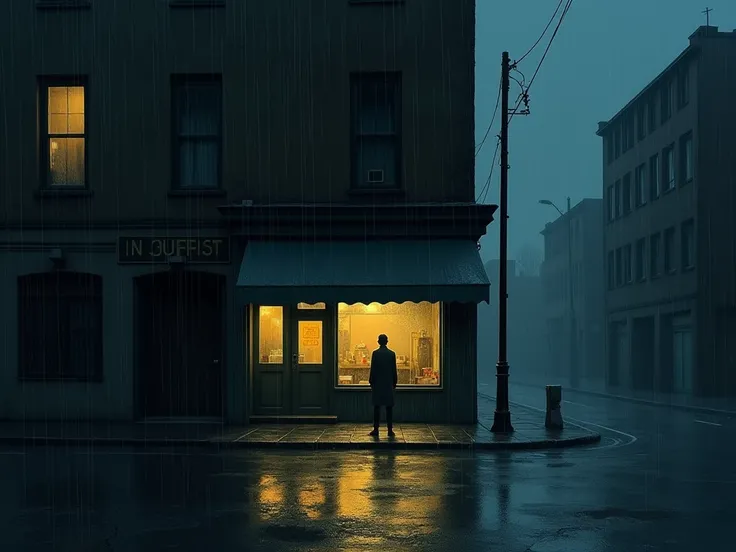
[257,474,285,520]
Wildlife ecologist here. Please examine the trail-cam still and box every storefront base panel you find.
[329,390,475,424]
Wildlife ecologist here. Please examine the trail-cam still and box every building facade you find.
[596,26,736,397]
[0,0,494,423]
[540,199,605,388]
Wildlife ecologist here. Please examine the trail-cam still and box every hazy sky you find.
[475,0,736,263]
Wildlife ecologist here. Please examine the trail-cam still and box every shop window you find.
[298,321,323,364]
[41,80,87,188]
[337,302,441,386]
[18,271,102,380]
[258,306,283,364]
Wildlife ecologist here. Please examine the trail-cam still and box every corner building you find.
[0,0,494,423]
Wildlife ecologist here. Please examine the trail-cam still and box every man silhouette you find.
[369,334,398,437]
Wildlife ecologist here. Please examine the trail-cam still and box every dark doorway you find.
[136,270,224,418]
[631,317,655,391]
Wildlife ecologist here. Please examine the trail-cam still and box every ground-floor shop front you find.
[0,230,490,424]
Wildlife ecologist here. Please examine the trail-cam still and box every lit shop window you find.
[337,302,441,386]
[258,306,283,364]
[47,85,86,187]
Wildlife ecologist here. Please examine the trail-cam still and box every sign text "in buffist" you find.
[117,237,231,264]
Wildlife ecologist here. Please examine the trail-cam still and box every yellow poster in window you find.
[298,321,323,364]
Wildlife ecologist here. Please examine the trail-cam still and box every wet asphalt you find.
[0,387,734,552]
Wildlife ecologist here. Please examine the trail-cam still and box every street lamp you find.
[539,197,578,388]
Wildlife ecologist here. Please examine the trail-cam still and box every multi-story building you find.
[540,199,605,387]
[0,0,494,423]
[596,25,736,397]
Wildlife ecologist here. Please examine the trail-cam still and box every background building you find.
[0,0,493,422]
[477,259,546,388]
[596,25,736,397]
[540,199,605,388]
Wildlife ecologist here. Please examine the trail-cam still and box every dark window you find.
[607,250,615,290]
[635,163,647,207]
[614,179,621,218]
[635,238,647,281]
[650,233,661,277]
[172,75,222,189]
[677,67,690,109]
[680,131,693,184]
[682,219,695,269]
[664,227,676,273]
[622,117,632,152]
[615,247,623,287]
[650,153,660,199]
[624,244,632,283]
[607,185,614,222]
[351,72,401,189]
[647,95,657,132]
[19,272,103,381]
[622,173,632,214]
[607,135,614,165]
[636,104,647,141]
[660,80,674,123]
[662,144,675,192]
[40,78,87,188]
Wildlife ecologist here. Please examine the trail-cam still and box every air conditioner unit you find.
[367,169,385,184]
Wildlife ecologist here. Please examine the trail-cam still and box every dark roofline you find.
[539,198,602,236]
[595,45,696,137]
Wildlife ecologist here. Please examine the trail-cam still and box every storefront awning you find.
[236,240,490,305]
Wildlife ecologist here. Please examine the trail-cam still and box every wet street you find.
[1,390,734,552]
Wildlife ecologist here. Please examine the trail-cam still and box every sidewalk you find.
[512,376,736,416]
[0,396,600,451]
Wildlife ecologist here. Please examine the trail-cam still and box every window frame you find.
[624,243,633,284]
[39,76,89,190]
[677,67,690,109]
[622,172,632,215]
[635,163,647,207]
[662,144,676,193]
[680,131,693,185]
[170,74,223,191]
[607,250,615,290]
[18,271,103,382]
[664,226,677,274]
[681,219,695,270]
[350,71,403,191]
[335,301,443,389]
[649,153,660,200]
[615,247,623,287]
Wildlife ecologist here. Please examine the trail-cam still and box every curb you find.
[0,433,600,452]
[510,381,736,417]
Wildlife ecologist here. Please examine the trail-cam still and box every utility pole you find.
[702,7,713,26]
[566,197,578,388]
[491,51,513,433]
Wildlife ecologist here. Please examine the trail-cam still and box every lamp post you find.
[539,198,578,388]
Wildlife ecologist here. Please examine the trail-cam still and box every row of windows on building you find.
[39,72,401,191]
[606,131,693,222]
[607,219,695,290]
[606,66,689,164]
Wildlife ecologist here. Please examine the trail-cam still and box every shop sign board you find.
[118,237,231,264]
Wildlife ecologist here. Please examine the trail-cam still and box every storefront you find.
[236,238,491,424]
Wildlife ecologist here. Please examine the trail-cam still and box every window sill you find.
[348,188,405,197]
[168,189,227,198]
[682,265,695,273]
[334,385,443,391]
[663,186,676,196]
[34,188,93,199]
[36,0,91,9]
[169,0,225,7]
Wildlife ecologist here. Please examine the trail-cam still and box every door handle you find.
[292,353,298,368]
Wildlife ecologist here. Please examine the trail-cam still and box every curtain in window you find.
[176,82,221,189]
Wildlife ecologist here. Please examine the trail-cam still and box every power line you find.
[514,0,566,65]
[510,0,574,121]
[475,82,502,157]
[476,137,501,204]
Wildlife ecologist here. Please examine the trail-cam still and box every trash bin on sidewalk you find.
[545,385,564,430]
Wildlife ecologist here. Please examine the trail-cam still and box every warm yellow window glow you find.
[258,306,283,364]
[298,321,323,364]
[337,302,441,386]
[47,85,85,187]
